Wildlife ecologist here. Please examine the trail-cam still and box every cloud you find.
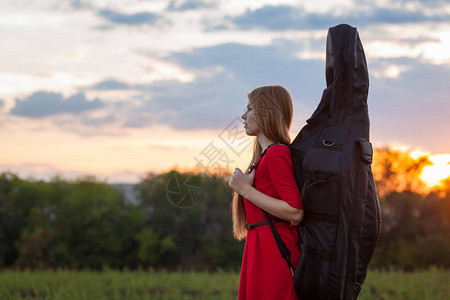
[98,9,160,25]
[72,39,329,131]
[14,35,445,152]
[10,92,104,118]
[366,7,442,24]
[0,99,4,108]
[91,79,131,90]
[229,5,310,31]
[70,0,91,10]
[225,4,448,31]
[111,76,244,130]
[107,40,326,131]
[356,0,448,8]
[396,37,441,47]
[132,39,450,152]
[80,113,118,127]
[79,40,323,130]
[167,40,324,99]
[368,57,450,152]
[167,0,214,11]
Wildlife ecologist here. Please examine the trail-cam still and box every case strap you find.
[262,209,296,276]
[246,218,283,230]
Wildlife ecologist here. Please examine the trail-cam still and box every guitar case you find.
[290,24,382,300]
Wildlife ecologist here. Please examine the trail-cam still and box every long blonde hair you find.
[232,85,294,240]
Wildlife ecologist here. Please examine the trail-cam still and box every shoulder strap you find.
[251,142,295,276]
[261,209,295,276]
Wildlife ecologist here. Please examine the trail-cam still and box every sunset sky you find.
[1,0,449,184]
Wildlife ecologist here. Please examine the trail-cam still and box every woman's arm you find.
[229,168,304,225]
[242,184,304,225]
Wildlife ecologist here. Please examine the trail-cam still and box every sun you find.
[419,154,450,188]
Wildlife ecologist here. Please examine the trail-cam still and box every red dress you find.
[239,144,303,300]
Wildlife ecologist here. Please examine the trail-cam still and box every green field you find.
[1,268,448,300]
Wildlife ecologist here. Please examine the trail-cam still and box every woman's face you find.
[241,103,260,136]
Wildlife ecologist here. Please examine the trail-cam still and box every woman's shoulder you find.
[266,143,291,157]
[261,144,293,170]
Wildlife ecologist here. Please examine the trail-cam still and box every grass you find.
[0,268,448,299]
[0,269,238,300]
[359,268,450,300]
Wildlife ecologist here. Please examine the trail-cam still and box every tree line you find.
[0,171,243,270]
[0,149,449,271]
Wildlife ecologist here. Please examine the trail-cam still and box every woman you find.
[229,85,304,300]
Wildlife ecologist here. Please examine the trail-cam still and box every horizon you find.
[3,147,449,193]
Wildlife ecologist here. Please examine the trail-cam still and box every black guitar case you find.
[290,24,382,300]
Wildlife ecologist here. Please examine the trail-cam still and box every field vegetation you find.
[1,268,449,300]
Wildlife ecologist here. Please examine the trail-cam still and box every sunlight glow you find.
[420,154,450,188]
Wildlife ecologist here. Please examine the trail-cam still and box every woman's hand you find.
[229,167,255,197]
[229,167,304,224]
